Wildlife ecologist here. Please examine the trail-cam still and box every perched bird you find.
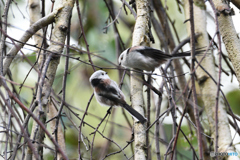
[119,46,201,71]
[89,70,146,124]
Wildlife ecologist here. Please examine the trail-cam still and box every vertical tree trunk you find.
[28,0,44,64]
[131,0,150,159]
[48,102,66,160]
[27,0,45,159]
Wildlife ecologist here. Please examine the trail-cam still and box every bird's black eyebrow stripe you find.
[126,47,131,54]
[91,78,101,87]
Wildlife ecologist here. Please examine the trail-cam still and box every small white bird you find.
[119,46,199,71]
[89,70,146,124]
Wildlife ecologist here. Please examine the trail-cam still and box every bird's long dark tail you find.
[171,48,207,59]
[122,103,147,124]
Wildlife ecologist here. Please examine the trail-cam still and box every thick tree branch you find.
[3,9,60,75]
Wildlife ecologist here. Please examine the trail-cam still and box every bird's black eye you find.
[121,56,123,60]
[102,73,104,75]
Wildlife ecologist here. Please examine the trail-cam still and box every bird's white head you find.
[118,48,130,67]
[89,70,109,83]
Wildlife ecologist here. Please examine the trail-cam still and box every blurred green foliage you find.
[226,89,240,115]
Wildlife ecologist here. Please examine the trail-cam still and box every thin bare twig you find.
[1,83,69,160]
